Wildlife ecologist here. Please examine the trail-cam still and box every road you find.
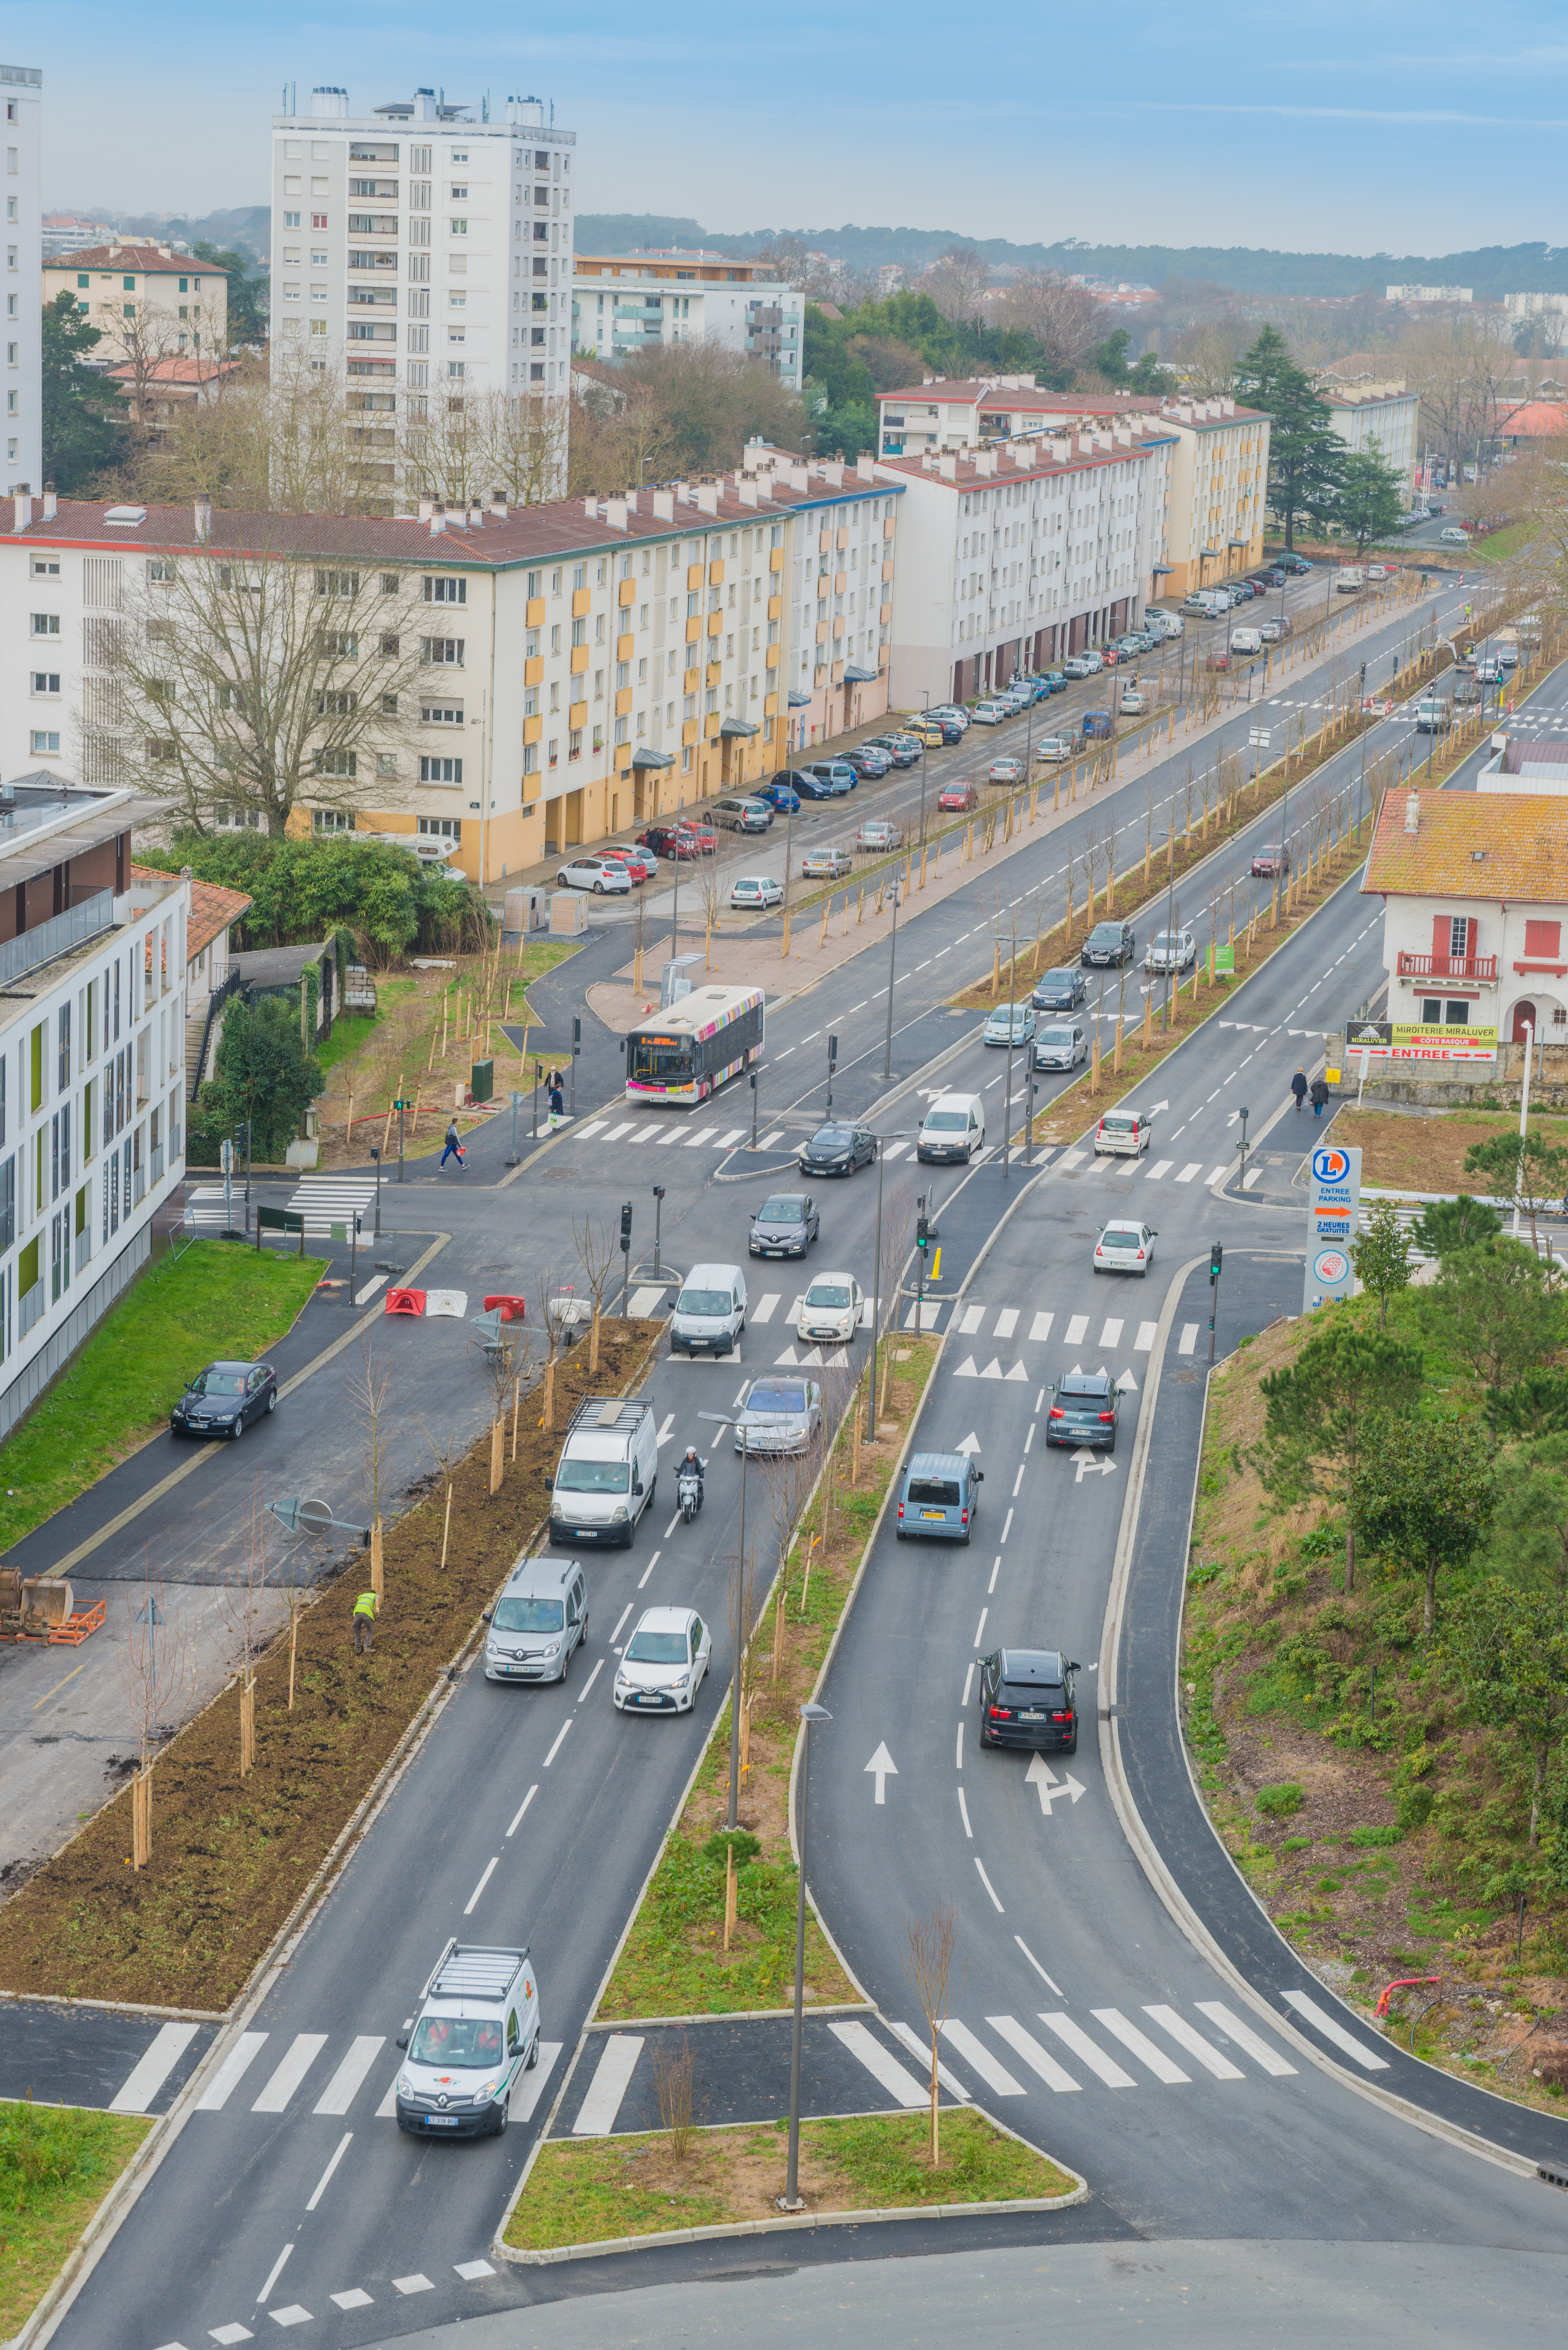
[23,567,1568,2350]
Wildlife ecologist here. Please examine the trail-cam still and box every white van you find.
[548,1396,659,1545]
[1150,612,1184,639]
[1334,567,1365,594]
[484,1556,588,1681]
[917,1092,985,1164]
[1229,626,1263,656]
[669,1262,748,1356]
[395,1941,540,2138]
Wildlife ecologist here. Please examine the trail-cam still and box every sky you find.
[7,0,1567,257]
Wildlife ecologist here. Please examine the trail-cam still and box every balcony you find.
[18,1281,43,1339]
[133,1166,146,1207]
[1396,952,1498,984]
[0,889,115,989]
[150,1144,165,1186]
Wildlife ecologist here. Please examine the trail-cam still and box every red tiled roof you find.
[878,381,1147,410]
[1499,400,1568,439]
[105,356,241,389]
[130,866,253,961]
[1362,787,1568,903]
[875,424,1177,492]
[44,243,230,276]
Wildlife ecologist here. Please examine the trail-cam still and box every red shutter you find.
[1524,919,1561,960]
[1430,914,1451,971]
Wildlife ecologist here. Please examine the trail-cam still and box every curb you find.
[581,2000,871,2031]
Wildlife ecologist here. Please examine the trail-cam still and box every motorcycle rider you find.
[679,1445,706,1510]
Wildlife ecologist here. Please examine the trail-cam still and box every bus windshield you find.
[629,1039,693,1083]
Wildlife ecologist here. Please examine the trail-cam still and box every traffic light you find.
[651,1183,664,1203]
[916,1212,931,1252]
[1209,1240,1224,1285]
[828,1033,839,1069]
[619,1202,633,1253]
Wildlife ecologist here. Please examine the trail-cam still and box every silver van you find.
[896,1450,983,1543]
[669,1261,748,1355]
[395,1941,540,2139]
[484,1557,588,1684]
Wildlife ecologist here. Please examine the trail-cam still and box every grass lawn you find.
[0,1240,322,1559]
[1334,1106,1568,1194]
[504,2109,1076,2251]
[0,2101,150,2338]
[1466,520,1541,567]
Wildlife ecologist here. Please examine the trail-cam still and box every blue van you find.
[1082,709,1113,741]
[895,1450,983,1543]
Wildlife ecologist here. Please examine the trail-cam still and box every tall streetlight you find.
[779,1699,832,2214]
[881,874,903,1080]
[867,1127,916,1443]
[699,1404,786,1833]
[916,688,932,855]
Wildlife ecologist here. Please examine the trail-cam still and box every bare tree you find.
[221,1490,272,1778]
[998,271,1101,377]
[1168,318,1249,398]
[350,1338,394,1596]
[573,1212,620,1376]
[531,1260,570,1433]
[117,1561,191,1868]
[400,384,571,507]
[759,1439,817,1681]
[876,1177,915,1416]
[651,2031,697,2159]
[904,1902,963,2164]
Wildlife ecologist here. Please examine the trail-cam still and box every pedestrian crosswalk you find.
[284,1176,378,1237]
[183,1183,244,1233]
[113,2023,565,2126]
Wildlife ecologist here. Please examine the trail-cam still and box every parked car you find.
[1250,843,1290,877]
[1258,618,1290,644]
[802,846,854,880]
[1033,965,1087,1012]
[895,1450,982,1544]
[1144,926,1197,973]
[749,1191,819,1259]
[1082,709,1113,739]
[1035,735,1075,764]
[855,819,903,853]
[1046,1369,1119,1451]
[1094,1110,1153,1159]
[1039,669,1069,691]
[971,701,1010,725]
[600,845,653,883]
[171,1359,278,1441]
[792,772,838,801]
[613,1607,712,1715]
[758,779,802,814]
[863,734,919,767]
[1099,645,1122,667]
[1119,686,1148,715]
[930,703,971,730]
[712,795,773,833]
[987,755,1025,784]
[983,1002,1036,1049]
[729,874,785,911]
[1062,653,1101,679]
[1278,553,1312,574]
[556,855,632,894]
[843,745,891,778]
[1033,1020,1087,1072]
[977,1648,1079,1754]
[1092,1216,1157,1276]
[908,717,959,747]
[637,824,716,860]
[795,1273,863,1347]
[805,760,857,795]
[938,780,980,812]
[1081,919,1136,969]
[799,1121,876,1177]
[1231,580,1257,601]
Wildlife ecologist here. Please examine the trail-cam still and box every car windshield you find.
[409,2016,504,2069]
[626,1629,689,1664]
[805,1284,852,1309]
[677,1288,732,1318]
[1098,1227,1142,1248]
[811,1126,853,1147]
[908,1475,961,1505]
[1152,933,1181,951]
[1039,969,1075,988]
[758,1198,804,1223]
[1088,926,1122,945]
[924,1111,966,1131]
[493,1595,564,1633]
[1003,1682,1066,1706]
[746,1382,809,1415]
[191,1369,246,1396]
[1038,1028,1076,1047]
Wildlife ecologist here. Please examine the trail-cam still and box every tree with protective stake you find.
[1350,1199,1413,1329]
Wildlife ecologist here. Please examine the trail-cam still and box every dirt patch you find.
[0,1320,661,2011]
[1334,1106,1568,1195]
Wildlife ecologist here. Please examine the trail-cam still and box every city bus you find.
[625,984,766,1107]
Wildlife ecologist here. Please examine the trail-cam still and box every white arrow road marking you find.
[1073,1451,1117,1484]
[1146,1099,1171,1114]
[865,1741,899,1804]
[956,1432,982,1455]
[1026,1753,1088,1813]
[954,1355,980,1379]
[1115,1368,1139,1392]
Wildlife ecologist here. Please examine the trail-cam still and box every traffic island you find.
[0,2100,151,2339]
[501,2108,1082,2263]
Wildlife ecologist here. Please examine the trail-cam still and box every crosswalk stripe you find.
[313,2036,385,2116]
[1281,1990,1390,2069]
[627,1286,667,1317]
[1178,1323,1199,1355]
[1195,2001,1297,2076]
[1092,2007,1189,2083]
[758,1130,785,1149]
[1145,1159,1172,1180]
[1065,1315,1089,1344]
[1029,1311,1053,1342]
[628,1127,657,1146]
[994,1308,1019,1338]
[573,2034,645,2134]
[577,1121,607,1140]
[829,2020,926,2108]
[1175,1162,1201,1183]
[986,2014,1081,2092]
[1135,1321,1157,1350]
[196,2032,269,2112]
[751,1293,780,1323]
[1205,1166,1228,1187]
[683,1129,710,1148]
[1039,2012,1136,2088]
[1084,1157,1110,1178]
[1143,2005,1243,2080]
[888,2018,972,2101]
[1100,1318,1123,1347]
[252,2034,328,2113]
[108,2021,199,2114]
[958,1304,984,1334]
[656,1127,684,1146]
[881,1139,910,1160]
[715,1128,745,1147]
[1059,1148,1086,1169]
[605,1122,634,1141]
[939,2018,1025,2096]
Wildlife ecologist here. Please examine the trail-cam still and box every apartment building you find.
[739,448,897,748]
[3,63,41,497]
[0,469,899,881]
[42,242,229,365]
[1142,397,1270,600]
[1319,380,1418,497]
[269,84,575,439]
[877,378,1150,459]
[874,426,1175,708]
[0,780,189,1440]
[572,253,804,388]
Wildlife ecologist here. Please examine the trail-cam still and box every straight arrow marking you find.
[865,1741,898,1804]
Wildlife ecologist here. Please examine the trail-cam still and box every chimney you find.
[1404,790,1420,834]
[418,495,434,522]
[605,496,628,530]
[194,496,212,542]
[430,513,445,536]
[490,492,508,520]
[939,454,958,482]
[696,484,719,515]
[623,489,637,512]
[652,490,675,521]
[583,496,599,519]
[11,492,31,532]
[856,453,875,481]
[467,500,484,527]
[42,485,56,521]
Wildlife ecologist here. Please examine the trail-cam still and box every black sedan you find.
[798,1122,876,1177]
[1033,965,1087,1012]
[1045,1369,1119,1451]
[749,1191,820,1258]
[978,1648,1079,1754]
[793,773,837,801]
[171,1359,279,1441]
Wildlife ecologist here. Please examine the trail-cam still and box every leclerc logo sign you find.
[1312,1147,1351,1185]
[1306,1141,1362,1312]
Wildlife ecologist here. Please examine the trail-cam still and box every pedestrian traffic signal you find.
[652,1184,664,1202]
[1210,1240,1224,1284]
[828,1033,838,1068]
[619,1202,633,1252]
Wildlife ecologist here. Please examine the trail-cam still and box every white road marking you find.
[251,2036,328,2115]
[1135,1321,1157,1351]
[637,1547,661,1588]
[1092,2007,1190,2083]
[1040,2012,1136,2088]
[196,2032,268,2112]
[940,2018,1025,2096]
[974,1858,1006,1912]
[958,1789,973,1839]
[751,1293,780,1322]
[1282,1989,1390,2068]
[889,2018,973,2101]
[1175,1162,1202,1184]
[1100,1319,1123,1347]
[573,2035,645,2135]
[304,2132,354,2209]
[1065,1314,1089,1344]
[313,2039,385,2115]
[256,2242,294,2304]
[1178,1324,1199,1355]
[829,2020,926,2108]
[575,1658,604,1704]
[109,2021,199,2114]
[988,2013,1080,2091]
[507,1784,539,1838]
[1143,2005,1244,2079]
[974,1606,987,1647]
[1195,2001,1298,2076]
[955,1720,964,1770]
[1013,1936,1063,1997]
[543,1717,573,1766]
[1029,1311,1053,1341]
[464,1859,499,1916]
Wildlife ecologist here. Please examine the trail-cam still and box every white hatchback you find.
[1093,1218,1157,1275]
[556,856,632,894]
[614,1606,712,1714]
[970,702,1009,725]
[795,1272,864,1346]
[729,875,784,910]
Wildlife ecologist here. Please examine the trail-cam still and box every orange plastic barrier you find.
[385,1287,426,1316]
[483,1294,527,1322]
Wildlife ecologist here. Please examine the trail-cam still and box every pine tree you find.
[41,291,126,491]
[1235,323,1344,551]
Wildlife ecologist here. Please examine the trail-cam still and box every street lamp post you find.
[698,1405,786,1834]
[779,1699,832,2214]
[868,1129,916,1444]
[369,1144,381,1238]
[881,876,903,1081]
[917,688,932,855]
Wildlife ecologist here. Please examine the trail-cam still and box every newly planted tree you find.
[1349,1198,1413,1329]
[904,1902,963,2165]
[1462,1130,1568,1258]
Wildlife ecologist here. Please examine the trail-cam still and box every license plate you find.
[921,1510,946,1521]
[1020,1710,1044,1721]
[576,1531,598,1541]
[636,1694,661,1706]
[422,2115,459,2128]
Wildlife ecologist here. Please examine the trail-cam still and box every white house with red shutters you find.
[1362,785,1568,1054]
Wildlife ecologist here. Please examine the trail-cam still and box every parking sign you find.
[1305,1144,1361,1311]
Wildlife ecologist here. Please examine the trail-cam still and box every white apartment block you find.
[877,379,1151,459]
[1319,382,1419,499]
[270,83,575,468]
[738,447,896,750]
[0,783,189,1439]
[874,427,1175,709]
[572,253,804,389]
[3,64,41,498]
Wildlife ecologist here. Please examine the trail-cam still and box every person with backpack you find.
[441,1119,466,1169]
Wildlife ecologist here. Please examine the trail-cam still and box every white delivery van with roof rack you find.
[394,1940,540,2138]
[547,1395,658,1546]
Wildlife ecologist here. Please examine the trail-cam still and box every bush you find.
[1256,1781,1307,1817]
[1348,1823,1402,1847]
[136,829,487,962]
[700,1828,761,1869]
[209,997,323,1163]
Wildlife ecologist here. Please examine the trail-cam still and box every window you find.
[319,630,358,657]
[312,809,355,833]
[419,755,463,782]
[380,572,399,596]
[450,218,467,236]
[30,671,59,694]
[312,212,327,229]
[283,210,301,228]
[422,575,466,604]
[30,729,60,754]
[30,612,59,636]
[314,748,358,777]
[420,637,464,666]
[315,568,361,598]
[418,815,462,840]
[450,184,468,201]
[420,701,463,724]
[447,360,465,380]
[1524,919,1561,960]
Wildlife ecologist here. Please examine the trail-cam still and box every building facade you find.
[0,783,189,1439]
[572,253,803,389]
[1319,381,1419,498]
[1152,398,1270,600]
[874,427,1174,708]
[877,378,1150,459]
[43,241,230,366]
[3,63,41,497]
[269,85,576,418]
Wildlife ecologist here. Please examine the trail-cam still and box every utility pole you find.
[881,881,902,1080]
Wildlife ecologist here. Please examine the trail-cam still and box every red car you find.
[938,781,979,813]
[601,845,653,883]
[1250,843,1291,878]
[636,824,717,860]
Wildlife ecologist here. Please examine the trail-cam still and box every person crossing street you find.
[440,1118,466,1170]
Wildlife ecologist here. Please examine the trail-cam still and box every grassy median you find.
[0,2100,150,2339]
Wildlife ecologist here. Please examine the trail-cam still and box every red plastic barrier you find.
[483,1294,527,1322]
[385,1287,426,1316]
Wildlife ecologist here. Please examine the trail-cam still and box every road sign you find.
[864,1742,898,1805]
[1025,1752,1087,1815]
[1213,944,1235,976]
[1248,727,1272,749]
[1306,1143,1362,1311]
[268,1496,337,1535]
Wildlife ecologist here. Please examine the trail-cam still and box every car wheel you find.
[593,880,605,894]
[560,1642,570,1683]
[231,1415,245,1441]
[895,1528,907,1541]
[266,1390,276,1414]
[527,2032,540,2070]
[1065,1733,1078,1756]
[494,2092,510,2136]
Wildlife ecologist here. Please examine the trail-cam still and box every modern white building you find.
[1319,380,1419,500]
[873,426,1176,708]
[877,379,1150,460]
[0,782,190,1439]
[3,63,41,498]
[269,82,576,422]
[571,252,804,389]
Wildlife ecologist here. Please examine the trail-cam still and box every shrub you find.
[700,1828,761,1869]
[1281,1834,1313,1851]
[1256,1781,1306,1817]
[1348,1823,1401,1847]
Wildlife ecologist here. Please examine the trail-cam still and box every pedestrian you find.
[1310,1073,1329,1118]
[548,1071,565,1125]
[353,1588,377,1655]
[1291,1068,1308,1113]
[440,1118,465,1170]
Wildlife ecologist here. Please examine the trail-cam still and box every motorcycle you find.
[677,1463,704,1522]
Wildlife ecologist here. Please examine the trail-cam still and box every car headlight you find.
[540,1640,561,1657]
[611,1505,629,1523]
[397,2074,413,2097]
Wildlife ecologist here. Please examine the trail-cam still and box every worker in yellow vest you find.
[353,1588,378,1655]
